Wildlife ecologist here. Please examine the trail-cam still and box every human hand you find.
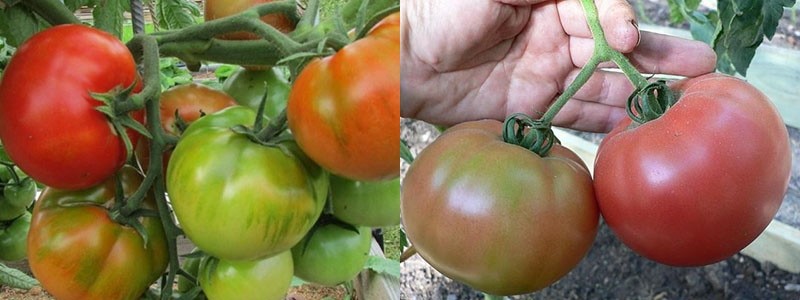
[400,0,717,132]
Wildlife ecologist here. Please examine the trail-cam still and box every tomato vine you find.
[0,0,398,298]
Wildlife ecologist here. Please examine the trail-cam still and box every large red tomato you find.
[594,73,791,266]
[402,120,598,295]
[287,13,399,181]
[0,24,142,190]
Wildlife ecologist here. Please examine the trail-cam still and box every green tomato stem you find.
[579,0,648,89]
[120,36,163,215]
[20,0,80,26]
[538,0,650,126]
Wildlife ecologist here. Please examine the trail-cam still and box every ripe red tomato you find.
[205,0,295,40]
[0,24,142,190]
[136,83,236,174]
[402,120,598,295]
[287,13,399,181]
[27,166,168,300]
[594,73,791,266]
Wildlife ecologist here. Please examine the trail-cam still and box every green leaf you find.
[763,0,796,39]
[214,64,239,81]
[712,0,796,76]
[0,4,49,47]
[688,10,719,45]
[0,263,39,289]
[93,0,128,38]
[667,0,702,24]
[363,255,399,278]
[152,0,200,31]
[339,0,398,30]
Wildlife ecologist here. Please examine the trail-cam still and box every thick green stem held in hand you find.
[503,0,659,156]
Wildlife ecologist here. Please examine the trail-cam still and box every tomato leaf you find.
[152,0,200,31]
[713,0,796,76]
[688,10,719,45]
[363,255,399,278]
[0,4,48,47]
[0,263,39,289]
[92,0,128,38]
[667,0,701,24]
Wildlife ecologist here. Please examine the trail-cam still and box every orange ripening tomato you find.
[287,13,400,181]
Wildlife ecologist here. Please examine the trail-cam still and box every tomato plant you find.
[177,248,202,293]
[0,24,143,190]
[287,12,400,181]
[166,106,328,261]
[136,83,236,174]
[292,221,372,286]
[27,166,168,300]
[402,120,598,296]
[330,175,400,227]
[593,73,791,266]
[0,211,30,261]
[198,251,293,300]
[205,0,296,40]
[222,67,290,120]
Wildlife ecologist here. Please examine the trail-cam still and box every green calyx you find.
[502,113,560,157]
[626,80,677,124]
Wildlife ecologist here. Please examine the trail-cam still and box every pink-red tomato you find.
[594,73,791,266]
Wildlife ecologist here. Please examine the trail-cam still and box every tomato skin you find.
[402,120,598,295]
[0,211,31,261]
[330,175,400,227]
[198,251,293,300]
[0,24,142,190]
[136,83,236,174]
[287,13,400,181]
[222,67,290,120]
[27,166,168,300]
[291,223,372,286]
[204,0,295,40]
[166,106,328,261]
[594,73,791,267]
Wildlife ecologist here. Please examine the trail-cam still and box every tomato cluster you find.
[402,74,791,295]
[0,3,400,298]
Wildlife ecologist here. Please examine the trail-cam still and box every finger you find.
[496,0,550,5]
[627,31,717,77]
[565,69,636,107]
[550,99,628,133]
[557,0,639,52]
[569,32,717,77]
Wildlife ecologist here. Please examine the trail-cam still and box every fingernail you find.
[631,19,641,47]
